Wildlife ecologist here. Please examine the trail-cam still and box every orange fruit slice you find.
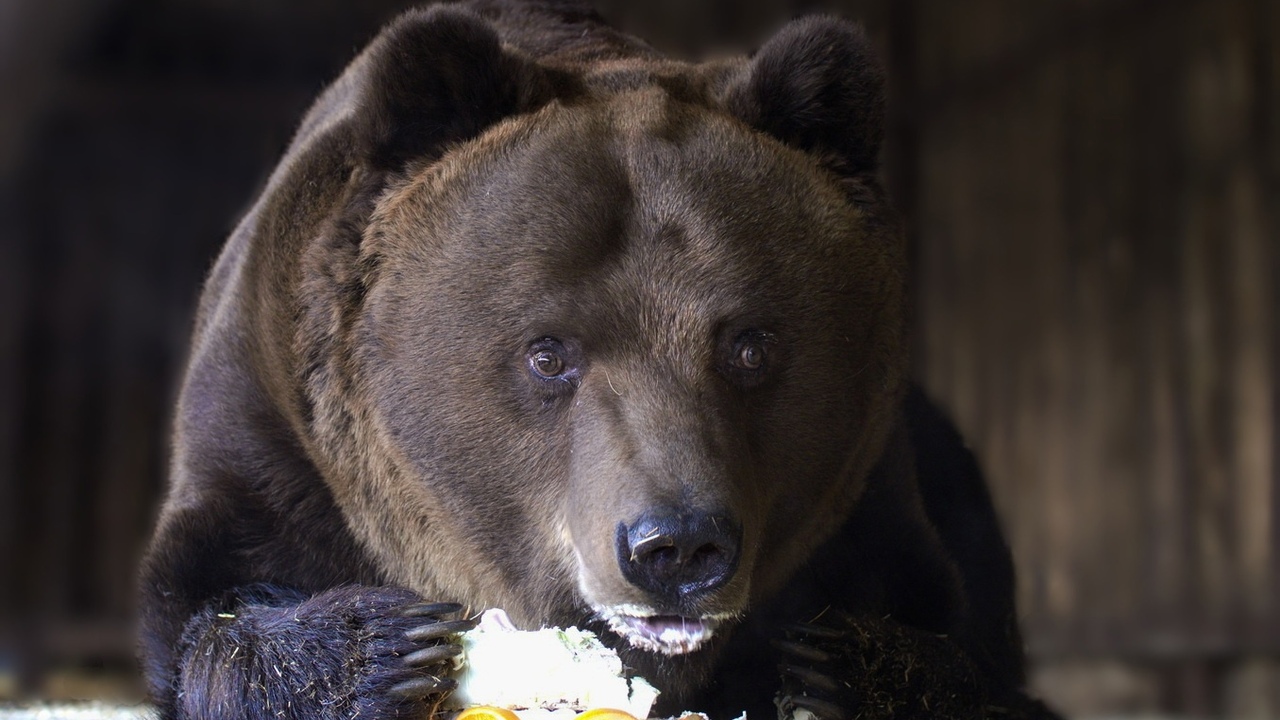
[577,709,639,720]
[455,707,522,720]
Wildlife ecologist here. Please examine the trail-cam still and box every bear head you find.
[284,5,905,694]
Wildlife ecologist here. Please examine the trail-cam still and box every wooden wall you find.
[905,0,1279,713]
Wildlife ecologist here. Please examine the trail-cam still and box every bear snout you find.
[615,508,742,605]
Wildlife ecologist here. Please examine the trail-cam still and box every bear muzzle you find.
[585,508,744,656]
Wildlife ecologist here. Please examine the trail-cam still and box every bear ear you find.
[356,6,558,172]
[722,16,885,175]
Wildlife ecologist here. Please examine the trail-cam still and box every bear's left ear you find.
[722,16,885,176]
[355,6,561,172]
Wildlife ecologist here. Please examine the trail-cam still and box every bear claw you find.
[400,601,466,618]
[389,675,458,699]
[771,638,834,663]
[405,618,478,642]
[783,693,847,720]
[779,664,842,694]
[403,643,464,667]
[783,622,847,640]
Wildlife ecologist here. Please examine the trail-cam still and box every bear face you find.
[335,89,906,662]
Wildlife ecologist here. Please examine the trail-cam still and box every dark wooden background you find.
[907,1,1277,715]
[0,0,1275,716]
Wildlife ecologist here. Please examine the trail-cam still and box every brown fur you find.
[138,3,1058,719]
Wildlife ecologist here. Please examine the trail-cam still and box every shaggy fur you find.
[138,2,1062,719]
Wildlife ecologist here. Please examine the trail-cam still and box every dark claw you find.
[405,618,477,642]
[771,638,834,663]
[783,622,846,640]
[400,602,465,618]
[779,664,842,694]
[403,643,464,667]
[389,675,457,699]
[788,694,847,720]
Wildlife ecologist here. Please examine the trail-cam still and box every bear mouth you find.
[594,605,733,656]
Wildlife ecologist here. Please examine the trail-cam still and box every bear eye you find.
[735,342,765,371]
[531,349,566,378]
[724,330,775,388]
[525,338,578,390]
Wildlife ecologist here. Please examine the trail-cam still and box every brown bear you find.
[137,2,1061,720]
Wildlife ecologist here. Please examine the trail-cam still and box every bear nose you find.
[616,509,742,603]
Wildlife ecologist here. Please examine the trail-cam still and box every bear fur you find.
[137,2,1061,719]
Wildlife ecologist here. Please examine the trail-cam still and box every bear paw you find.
[171,586,476,720]
[773,614,986,720]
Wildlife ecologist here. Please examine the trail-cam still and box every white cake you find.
[445,609,660,720]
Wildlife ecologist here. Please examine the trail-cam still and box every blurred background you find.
[0,0,1275,717]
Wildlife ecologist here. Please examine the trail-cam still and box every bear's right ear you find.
[355,6,559,172]
[721,16,885,176]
